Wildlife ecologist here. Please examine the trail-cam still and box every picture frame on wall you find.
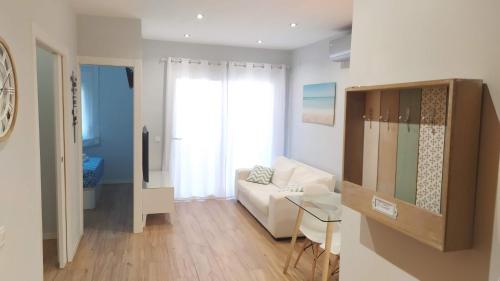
[302,82,336,126]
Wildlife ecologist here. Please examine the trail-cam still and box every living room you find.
[0,1,499,281]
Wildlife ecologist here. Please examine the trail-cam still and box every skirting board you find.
[101,180,133,185]
[43,232,57,240]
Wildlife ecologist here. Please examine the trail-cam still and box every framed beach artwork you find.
[302,82,336,126]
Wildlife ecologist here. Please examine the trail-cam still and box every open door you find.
[53,53,67,268]
[35,43,68,270]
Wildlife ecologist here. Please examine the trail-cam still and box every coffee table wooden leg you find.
[321,222,334,281]
[283,208,304,274]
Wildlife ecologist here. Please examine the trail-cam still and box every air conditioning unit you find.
[329,34,351,62]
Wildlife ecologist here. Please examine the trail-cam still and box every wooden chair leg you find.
[294,239,310,268]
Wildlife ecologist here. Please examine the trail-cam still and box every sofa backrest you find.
[273,156,337,192]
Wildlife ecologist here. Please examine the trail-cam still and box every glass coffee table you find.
[283,193,342,281]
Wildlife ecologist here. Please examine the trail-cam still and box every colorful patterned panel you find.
[83,156,104,188]
[416,87,448,214]
[395,89,422,204]
[377,90,399,195]
[362,92,380,190]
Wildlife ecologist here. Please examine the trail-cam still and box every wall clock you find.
[0,37,17,141]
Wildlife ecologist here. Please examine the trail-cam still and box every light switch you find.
[154,136,161,143]
[0,226,5,249]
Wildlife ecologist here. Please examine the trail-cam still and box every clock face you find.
[0,38,17,140]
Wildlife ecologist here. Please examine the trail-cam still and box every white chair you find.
[293,184,330,281]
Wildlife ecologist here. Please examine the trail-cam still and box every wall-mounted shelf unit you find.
[342,79,483,251]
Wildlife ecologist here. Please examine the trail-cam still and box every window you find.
[81,65,100,147]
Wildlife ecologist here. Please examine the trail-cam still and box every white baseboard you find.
[102,180,133,185]
[43,232,57,240]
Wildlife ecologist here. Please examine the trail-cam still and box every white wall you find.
[0,0,78,280]
[341,0,500,280]
[77,15,144,233]
[36,46,58,239]
[142,39,292,170]
[77,15,142,59]
[287,36,350,187]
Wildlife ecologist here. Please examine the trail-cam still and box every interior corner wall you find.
[0,0,78,280]
[77,15,142,59]
[343,0,500,281]
[142,39,292,170]
[287,36,350,186]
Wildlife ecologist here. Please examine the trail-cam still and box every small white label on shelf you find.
[372,196,398,219]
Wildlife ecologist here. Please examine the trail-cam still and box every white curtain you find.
[225,62,286,197]
[162,58,286,200]
[80,65,100,147]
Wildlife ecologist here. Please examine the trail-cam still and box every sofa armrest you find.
[236,168,251,180]
[234,168,251,199]
[267,191,303,238]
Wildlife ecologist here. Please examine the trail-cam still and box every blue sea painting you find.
[303,82,336,125]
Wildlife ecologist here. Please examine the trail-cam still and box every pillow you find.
[246,165,275,185]
[281,180,330,193]
[278,186,303,193]
[271,167,295,188]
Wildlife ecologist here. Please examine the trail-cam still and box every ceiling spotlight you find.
[184,34,191,38]
[197,14,204,20]
[290,23,298,28]
[257,40,263,44]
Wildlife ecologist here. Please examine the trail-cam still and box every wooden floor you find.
[43,184,329,281]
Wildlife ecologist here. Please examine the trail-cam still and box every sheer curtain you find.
[163,59,228,199]
[225,62,286,197]
[162,58,286,200]
[80,65,100,147]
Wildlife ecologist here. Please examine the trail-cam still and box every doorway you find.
[35,44,67,275]
[80,64,133,217]
[78,57,142,234]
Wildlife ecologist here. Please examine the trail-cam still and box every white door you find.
[53,54,68,268]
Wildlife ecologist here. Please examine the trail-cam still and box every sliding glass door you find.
[170,77,227,199]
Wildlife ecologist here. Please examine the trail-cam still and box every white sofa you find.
[235,156,336,238]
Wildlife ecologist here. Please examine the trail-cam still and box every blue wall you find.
[82,65,133,184]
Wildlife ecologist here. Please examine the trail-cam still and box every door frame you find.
[77,56,143,233]
[32,25,69,268]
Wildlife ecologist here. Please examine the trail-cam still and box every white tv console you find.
[142,171,174,225]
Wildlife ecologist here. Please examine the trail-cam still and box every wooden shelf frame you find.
[342,79,483,251]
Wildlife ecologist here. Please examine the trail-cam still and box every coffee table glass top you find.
[286,193,342,222]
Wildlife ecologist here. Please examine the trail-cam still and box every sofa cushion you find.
[238,180,279,215]
[287,166,328,187]
[271,167,295,188]
[273,156,298,171]
[246,165,275,184]
[271,156,297,188]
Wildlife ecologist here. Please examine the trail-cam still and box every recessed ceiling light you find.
[290,23,298,28]
[197,14,204,20]
[257,40,263,44]
[184,34,191,38]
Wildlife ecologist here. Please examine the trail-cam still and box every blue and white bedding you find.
[83,156,103,188]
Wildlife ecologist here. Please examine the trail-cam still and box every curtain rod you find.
[159,57,289,69]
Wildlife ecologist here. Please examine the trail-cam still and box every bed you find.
[83,156,104,209]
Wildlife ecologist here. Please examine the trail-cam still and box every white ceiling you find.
[71,0,353,50]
